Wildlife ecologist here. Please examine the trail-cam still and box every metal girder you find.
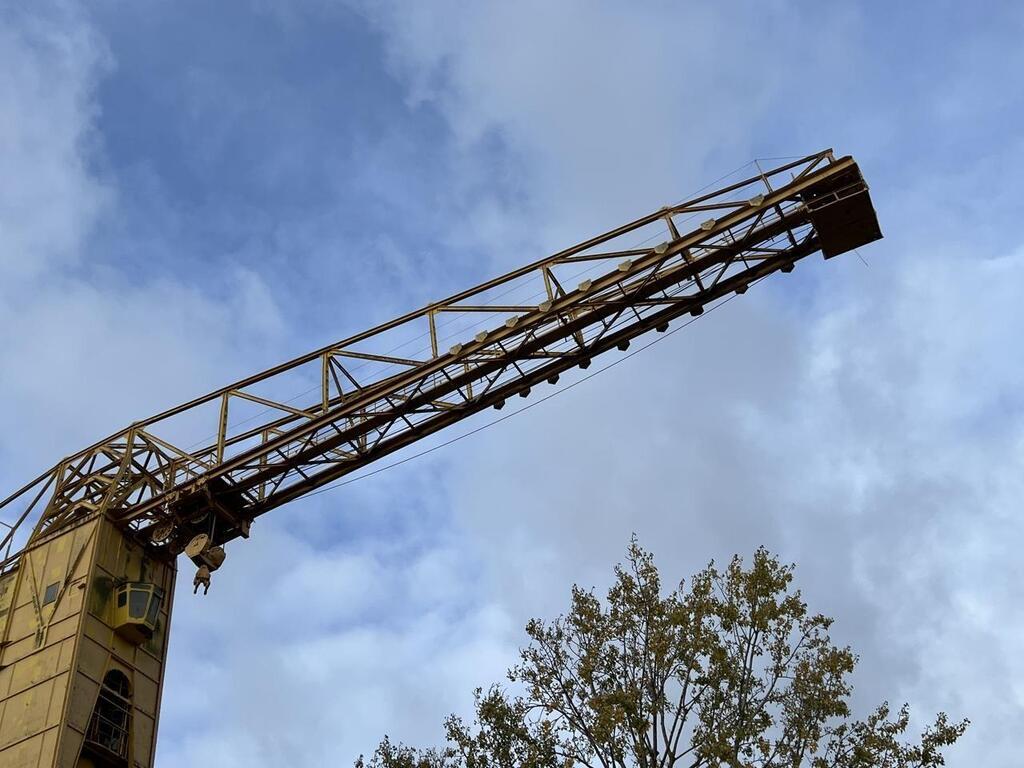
[0,150,881,569]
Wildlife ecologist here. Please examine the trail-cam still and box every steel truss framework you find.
[0,150,881,569]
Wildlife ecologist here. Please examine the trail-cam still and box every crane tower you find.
[0,151,881,767]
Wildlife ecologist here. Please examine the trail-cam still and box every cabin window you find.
[129,588,149,620]
[43,582,60,605]
[145,591,161,625]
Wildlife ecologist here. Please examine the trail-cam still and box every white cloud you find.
[0,6,111,280]
[158,514,517,767]
[354,1,864,255]
[0,8,289,474]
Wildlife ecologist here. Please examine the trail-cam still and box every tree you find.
[358,541,967,768]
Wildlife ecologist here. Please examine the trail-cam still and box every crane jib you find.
[0,150,881,572]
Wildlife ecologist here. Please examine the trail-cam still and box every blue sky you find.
[2,2,1023,765]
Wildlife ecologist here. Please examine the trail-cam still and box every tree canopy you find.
[358,541,966,768]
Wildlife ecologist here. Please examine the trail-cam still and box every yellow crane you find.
[0,151,880,767]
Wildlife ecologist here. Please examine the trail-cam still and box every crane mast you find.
[0,150,881,767]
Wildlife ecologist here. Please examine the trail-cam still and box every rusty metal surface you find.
[0,150,881,566]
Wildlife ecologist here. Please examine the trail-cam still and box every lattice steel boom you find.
[0,150,881,574]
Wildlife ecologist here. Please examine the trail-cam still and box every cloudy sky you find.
[2,1,1022,765]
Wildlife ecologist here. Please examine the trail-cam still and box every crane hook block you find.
[185,533,227,596]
